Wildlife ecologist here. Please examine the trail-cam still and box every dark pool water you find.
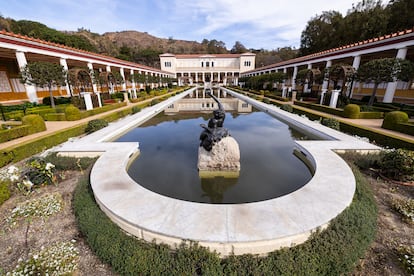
[116,111,313,204]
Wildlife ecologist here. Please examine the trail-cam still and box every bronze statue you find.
[199,89,229,151]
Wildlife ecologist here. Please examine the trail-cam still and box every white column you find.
[106,65,111,72]
[304,64,312,92]
[282,68,287,89]
[383,48,408,103]
[15,51,38,103]
[322,60,332,91]
[202,72,205,83]
[195,72,198,83]
[352,55,361,69]
[59,58,71,96]
[87,62,98,93]
[130,69,137,98]
[292,66,298,90]
[120,68,126,91]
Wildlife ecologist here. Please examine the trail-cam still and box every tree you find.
[231,41,247,54]
[20,61,67,108]
[299,11,344,56]
[356,58,414,106]
[386,0,414,33]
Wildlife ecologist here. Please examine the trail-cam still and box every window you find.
[244,61,251,67]
[201,61,204,67]
[242,103,249,108]
[164,61,172,67]
[206,62,210,67]
[211,62,214,67]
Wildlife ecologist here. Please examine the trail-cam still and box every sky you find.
[2,0,362,50]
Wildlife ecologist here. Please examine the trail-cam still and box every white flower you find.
[22,179,33,189]
[45,163,55,170]
[7,165,18,174]
[10,174,19,182]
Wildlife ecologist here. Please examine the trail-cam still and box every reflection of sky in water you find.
[116,111,312,204]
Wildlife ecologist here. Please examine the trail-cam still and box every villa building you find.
[242,27,414,104]
[159,53,256,86]
[0,30,173,104]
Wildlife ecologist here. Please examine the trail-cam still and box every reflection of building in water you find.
[165,89,252,113]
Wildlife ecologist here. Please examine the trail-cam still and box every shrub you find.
[398,245,414,274]
[43,152,97,171]
[379,149,414,181]
[21,114,46,134]
[0,125,30,143]
[392,197,414,224]
[280,104,293,113]
[150,99,160,106]
[131,106,141,114]
[0,180,10,205]
[85,119,108,133]
[382,111,409,130]
[321,117,340,130]
[343,104,361,119]
[64,105,81,121]
[42,96,57,106]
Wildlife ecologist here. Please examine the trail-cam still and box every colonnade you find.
[243,28,414,103]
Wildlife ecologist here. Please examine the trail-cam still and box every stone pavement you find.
[1,96,413,151]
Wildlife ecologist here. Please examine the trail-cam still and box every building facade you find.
[159,53,256,86]
[0,30,173,104]
[242,28,414,104]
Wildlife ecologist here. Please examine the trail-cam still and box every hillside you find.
[0,17,297,68]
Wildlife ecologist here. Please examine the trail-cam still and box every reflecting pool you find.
[116,101,314,204]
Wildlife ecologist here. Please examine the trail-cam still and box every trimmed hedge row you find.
[0,114,47,143]
[294,101,344,117]
[0,124,86,167]
[340,121,414,150]
[0,125,30,143]
[73,165,377,275]
[293,101,383,119]
[287,105,414,149]
[394,123,414,136]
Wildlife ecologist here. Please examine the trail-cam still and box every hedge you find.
[339,121,414,150]
[286,105,414,149]
[294,101,344,117]
[0,125,30,143]
[73,164,376,275]
[0,124,86,167]
[394,122,414,136]
[294,101,383,119]
[44,113,66,121]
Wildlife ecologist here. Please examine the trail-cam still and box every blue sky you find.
[2,0,363,50]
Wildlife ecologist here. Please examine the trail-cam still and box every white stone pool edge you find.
[54,87,381,256]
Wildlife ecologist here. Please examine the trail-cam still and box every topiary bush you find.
[379,148,414,181]
[280,104,293,113]
[321,117,340,130]
[21,114,46,134]
[65,105,81,121]
[343,104,361,119]
[85,119,108,134]
[382,111,409,130]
